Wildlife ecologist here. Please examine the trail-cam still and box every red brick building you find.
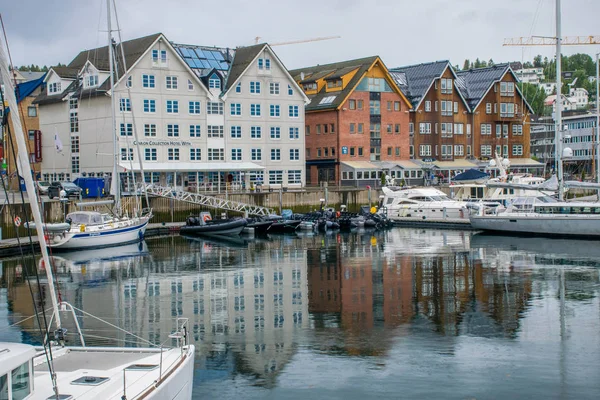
[290,57,412,186]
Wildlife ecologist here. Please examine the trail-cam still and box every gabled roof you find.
[223,43,265,92]
[455,64,509,109]
[389,60,450,108]
[289,56,381,111]
[51,67,79,79]
[68,32,162,73]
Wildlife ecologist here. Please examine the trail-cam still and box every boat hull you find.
[180,219,247,237]
[470,214,600,237]
[268,220,301,233]
[145,345,195,400]
[245,220,273,235]
[48,218,149,250]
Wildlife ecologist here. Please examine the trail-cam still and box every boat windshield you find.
[67,212,103,225]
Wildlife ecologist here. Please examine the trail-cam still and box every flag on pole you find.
[54,132,63,153]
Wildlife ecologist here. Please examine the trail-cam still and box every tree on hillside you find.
[488,59,494,67]
[518,82,547,115]
[533,55,543,68]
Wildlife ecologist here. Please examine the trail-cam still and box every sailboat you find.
[0,3,194,399]
[34,2,152,251]
[469,0,600,237]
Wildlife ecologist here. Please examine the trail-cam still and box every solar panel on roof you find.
[204,51,216,60]
[193,49,206,59]
[208,60,221,69]
[213,52,225,61]
[219,61,229,70]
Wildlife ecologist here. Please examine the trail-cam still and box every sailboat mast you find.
[555,0,564,201]
[0,44,62,329]
[107,0,121,213]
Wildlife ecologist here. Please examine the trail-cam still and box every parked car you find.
[36,181,51,195]
[48,181,82,199]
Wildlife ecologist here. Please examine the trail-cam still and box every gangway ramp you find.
[143,184,275,216]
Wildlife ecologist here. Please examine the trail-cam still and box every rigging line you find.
[0,306,55,332]
[0,117,57,380]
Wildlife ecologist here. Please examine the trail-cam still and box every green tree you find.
[488,58,494,67]
[474,58,482,68]
[462,59,471,70]
[533,54,543,68]
[518,82,547,115]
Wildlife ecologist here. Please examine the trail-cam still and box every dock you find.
[0,222,184,258]
[388,217,474,230]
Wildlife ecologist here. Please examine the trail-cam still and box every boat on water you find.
[244,219,274,235]
[181,212,247,237]
[469,0,600,238]
[379,186,470,222]
[0,2,195,398]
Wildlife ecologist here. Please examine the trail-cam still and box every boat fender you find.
[459,209,464,219]
[80,224,86,233]
[203,215,211,223]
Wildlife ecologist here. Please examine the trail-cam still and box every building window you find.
[231,148,242,161]
[349,99,356,110]
[288,170,301,184]
[250,81,261,94]
[230,103,241,116]
[209,75,221,89]
[152,49,167,63]
[270,127,281,139]
[145,148,157,161]
[251,148,262,161]
[289,105,299,118]
[231,126,242,138]
[370,100,380,115]
[85,75,99,88]
[166,76,178,89]
[500,103,515,117]
[120,123,133,136]
[386,124,393,134]
[270,82,280,95]
[290,149,300,160]
[425,101,431,112]
[513,124,523,135]
[350,147,355,156]
[394,101,401,111]
[441,123,453,138]
[258,58,264,69]
[288,85,293,96]
[188,79,194,90]
[419,123,432,134]
[144,124,157,137]
[454,145,464,156]
[48,82,61,93]
[71,136,79,153]
[71,156,79,173]
[251,126,262,138]
[481,145,492,156]
[289,127,299,139]
[142,74,155,88]
[250,104,261,116]
[409,123,414,135]
[358,147,363,156]
[419,145,432,156]
[387,146,392,156]
[167,124,179,137]
[189,101,201,114]
[166,100,179,114]
[190,148,201,161]
[480,124,492,135]
[120,148,134,161]
[454,123,464,135]
[395,147,400,156]
[270,149,281,161]
[269,170,283,185]
[190,125,201,137]
[27,106,37,117]
[236,83,242,93]
[167,148,180,161]
[70,112,79,133]
[143,99,156,113]
[207,102,223,115]
[441,100,453,116]
[350,123,356,134]
[119,98,131,112]
[500,82,515,96]
[69,97,78,110]
[270,104,280,117]
[208,148,224,161]
[486,103,492,114]
[207,125,224,138]
[440,78,453,94]
[512,144,523,156]
[394,124,400,134]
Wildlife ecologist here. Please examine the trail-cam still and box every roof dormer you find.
[81,62,100,89]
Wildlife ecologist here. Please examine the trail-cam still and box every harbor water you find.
[0,228,599,399]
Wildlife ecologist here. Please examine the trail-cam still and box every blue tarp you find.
[16,73,46,103]
[453,169,489,182]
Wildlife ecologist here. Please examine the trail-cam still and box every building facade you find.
[290,57,413,187]
[35,34,308,190]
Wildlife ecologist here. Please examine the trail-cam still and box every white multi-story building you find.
[568,87,589,108]
[514,67,544,85]
[34,33,308,190]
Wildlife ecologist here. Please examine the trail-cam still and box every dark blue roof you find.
[16,73,45,103]
[389,61,450,107]
[453,169,490,182]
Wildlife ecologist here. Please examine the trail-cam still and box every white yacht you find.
[451,174,550,205]
[379,186,470,222]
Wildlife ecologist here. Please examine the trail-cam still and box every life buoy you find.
[336,211,341,218]
[203,215,211,223]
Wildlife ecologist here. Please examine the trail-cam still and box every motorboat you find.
[181,212,247,237]
[379,186,470,222]
[43,211,149,250]
[451,174,550,206]
[244,218,274,235]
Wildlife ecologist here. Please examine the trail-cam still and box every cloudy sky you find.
[3,0,599,70]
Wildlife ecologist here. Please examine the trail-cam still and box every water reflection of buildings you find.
[1,236,309,386]
[308,229,534,357]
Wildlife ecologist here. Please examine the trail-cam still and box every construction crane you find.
[254,36,341,46]
[503,35,600,46]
